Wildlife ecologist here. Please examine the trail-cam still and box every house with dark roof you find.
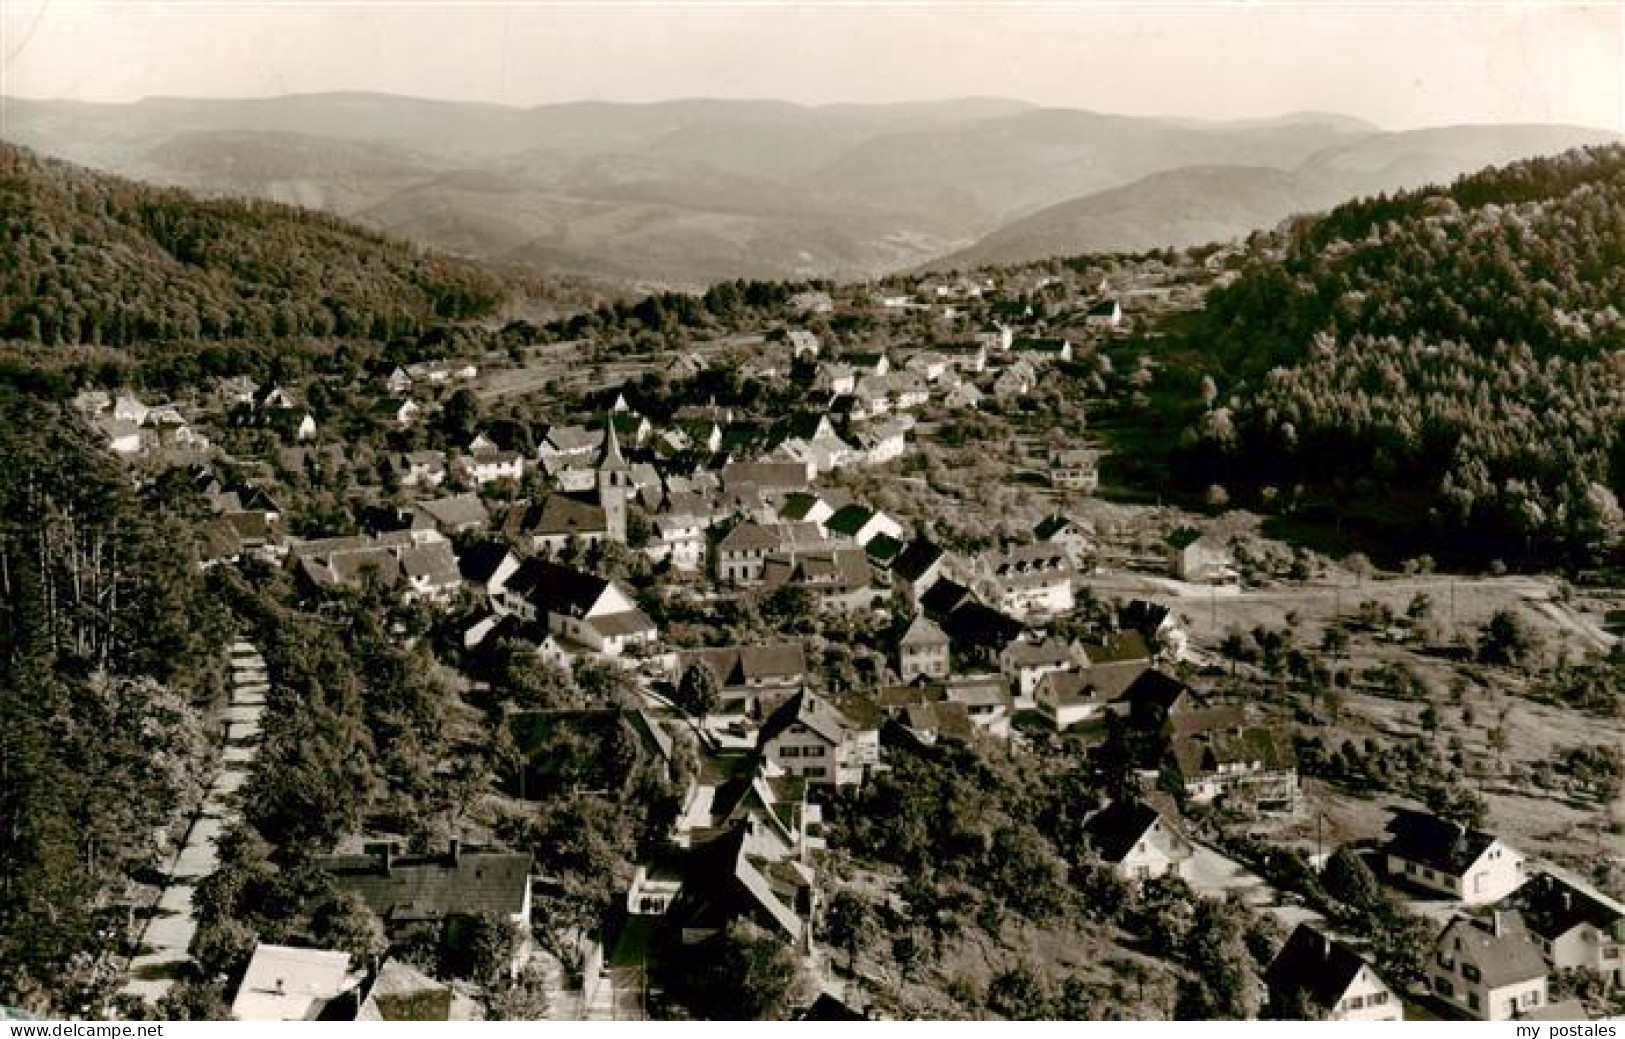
[1430,913,1549,1020]
[1168,714,1298,811]
[757,691,880,788]
[919,576,974,621]
[1500,871,1625,986]
[825,504,905,549]
[508,495,608,555]
[939,601,1025,666]
[1032,513,1094,565]
[1265,924,1403,1021]
[1083,800,1194,882]
[720,460,810,494]
[520,559,658,657]
[315,842,532,964]
[894,701,977,748]
[892,539,947,606]
[1383,812,1527,905]
[664,819,813,950]
[677,643,808,715]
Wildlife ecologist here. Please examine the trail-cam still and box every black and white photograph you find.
[0,0,1622,1026]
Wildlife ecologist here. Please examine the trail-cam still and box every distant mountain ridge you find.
[3,93,1617,286]
[930,123,1622,269]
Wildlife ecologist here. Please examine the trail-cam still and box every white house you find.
[231,944,358,1022]
[757,691,879,789]
[1384,816,1527,906]
[898,614,950,683]
[1266,924,1404,1021]
[1430,914,1549,1021]
[525,560,658,657]
[1502,872,1625,987]
[1083,800,1193,882]
[979,543,1075,619]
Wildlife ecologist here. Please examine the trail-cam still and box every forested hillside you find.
[0,143,505,349]
[1182,145,1625,564]
[0,390,231,1009]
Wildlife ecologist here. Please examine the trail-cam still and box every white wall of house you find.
[1330,968,1403,1022]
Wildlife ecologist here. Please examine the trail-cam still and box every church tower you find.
[597,418,630,544]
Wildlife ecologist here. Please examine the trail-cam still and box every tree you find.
[1321,846,1384,912]
[486,962,553,1020]
[1478,609,1545,668]
[674,662,721,723]
[309,889,385,966]
[822,890,877,973]
[985,964,1052,1020]
[712,921,806,1020]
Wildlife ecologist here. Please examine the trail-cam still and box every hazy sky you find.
[2,1,1621,130]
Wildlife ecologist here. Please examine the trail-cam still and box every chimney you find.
[448,838,461,866]
[274,978,286,996]
[1561,891,1572,912]
[1492,910,1511,938]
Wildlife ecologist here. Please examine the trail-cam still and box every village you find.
[79,250,1625,1024]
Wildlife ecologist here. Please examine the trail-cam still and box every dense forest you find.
[1181,146,1625,564]
[0,143,507,348]
[0,390,231,1009]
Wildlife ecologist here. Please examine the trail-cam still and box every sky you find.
[2,1,1621,131]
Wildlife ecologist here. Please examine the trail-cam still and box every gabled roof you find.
[758,691,854,747]
[892,539,945,583]
[315,846,531,924]
[526,494,607,538]
[1082,630,1153,665]
[458,542,516,585]
[900,614,949,648]
[683,643,807,687]
[1503,872,1625,942]
[415,493,488,530]
[675,822,804,940]
[1033,514,1083,541]
[1264,924,1380,1013]
[940,602,1024,652]
[1435,915,1548,988]
[1085,800,1182,864]
[719,521,783,553]
[400,542,460,584]
[522,559,615,617]
[1384,812,1509,879]
[919,578,974,621]
[1002,636,1075,669]
[825,504,875,537]
[721,461,807,492]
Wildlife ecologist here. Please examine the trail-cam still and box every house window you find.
[1463,965,1481,983]
[1346,996,1364,1010]
[781,746,800,758]
[1522,992,1540,1007]
[805,745,826,757]
[1434,978,1453,997]
[1467,992,1479,1010]
[803,766,825,778]
[1371,992,1389,1005]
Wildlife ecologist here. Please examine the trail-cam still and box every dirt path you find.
[120,639,268,1004]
